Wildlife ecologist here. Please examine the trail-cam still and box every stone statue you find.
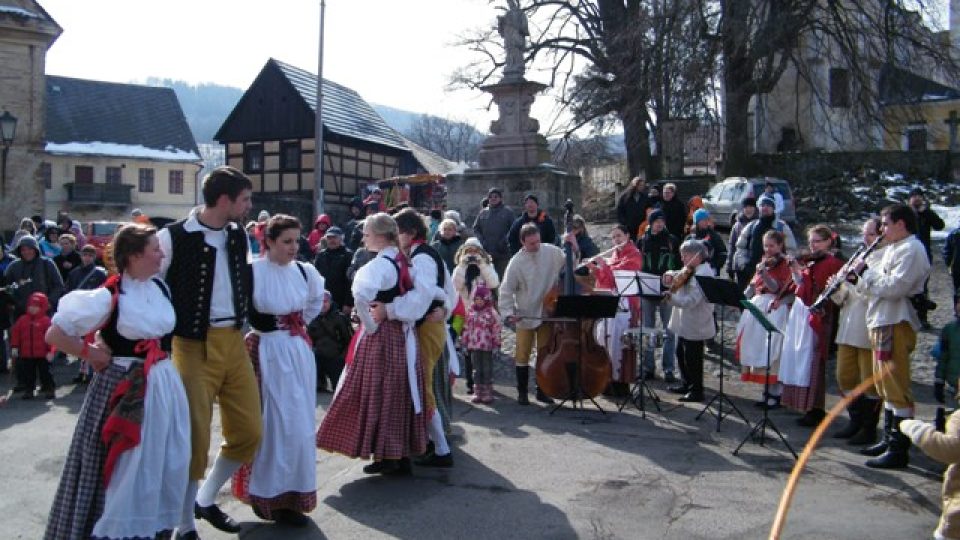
[498,0,528,81]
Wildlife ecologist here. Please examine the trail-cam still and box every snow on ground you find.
[933,204,960,239]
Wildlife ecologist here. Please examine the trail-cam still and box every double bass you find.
[536,200,613,400]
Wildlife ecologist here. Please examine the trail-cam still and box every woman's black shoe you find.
[678,391,704,402]
[667,384,691,395]
[273,509,310,527]
[796,408,826,427]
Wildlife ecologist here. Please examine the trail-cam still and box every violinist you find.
[735,230,792,408]
[639,210,679,383]
[498,223,567,405]
[661,240,716,403]
[586,224,643,395]
[778,225,844,428]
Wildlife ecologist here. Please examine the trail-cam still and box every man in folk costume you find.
[393,209,456,467]
[851,204,930,469]
[828,218,886,445]
[499,222,568,405]
[158,166,261,538]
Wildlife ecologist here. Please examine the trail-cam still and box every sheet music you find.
[613,270,663,297]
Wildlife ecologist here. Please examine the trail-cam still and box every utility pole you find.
[314,0,326,215]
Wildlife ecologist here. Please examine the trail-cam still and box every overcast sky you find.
[40,0,529,131]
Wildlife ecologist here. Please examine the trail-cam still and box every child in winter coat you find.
[307,291,354,392]
[934,295,960,408]
[10,292,54,399]
[460,284,502,404]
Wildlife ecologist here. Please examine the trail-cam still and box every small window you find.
[106,166,122,185]
[244,144,263,173]
[75,165,94,184]
[830,68,850,108]
[40,162,51,189]
[706,184,724,199]
[138,168,154,192]
[280,141,301,171]
[168,170,184,194]
[907,127,927,151]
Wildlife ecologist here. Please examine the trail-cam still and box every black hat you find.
[648,209,665,224]
[742,197,757,208]
[488,187,503,196]
[524,193,539,204]
[909,186,924,197]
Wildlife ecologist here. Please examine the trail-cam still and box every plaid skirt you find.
[45,363,127,540]
[782,330,828,412]
[316,320,427,460]
[434,345,453,434]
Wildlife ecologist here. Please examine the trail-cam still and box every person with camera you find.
[908,187,944,329]
[851,204,931,469]
[451,238,500,395]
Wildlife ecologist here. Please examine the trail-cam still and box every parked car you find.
[701,177,796,229]
[84,220,125,261]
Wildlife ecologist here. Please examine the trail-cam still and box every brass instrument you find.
[809,234,885,312]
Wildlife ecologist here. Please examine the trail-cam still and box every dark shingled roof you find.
[879,64,960,105]
[46,75,200,157]
[271,59,408,150]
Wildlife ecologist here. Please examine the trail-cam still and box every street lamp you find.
[0,110,17,196]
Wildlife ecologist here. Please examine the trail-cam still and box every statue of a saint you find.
[498,0,528,81]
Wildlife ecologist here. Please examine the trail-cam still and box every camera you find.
[466,255,479,264]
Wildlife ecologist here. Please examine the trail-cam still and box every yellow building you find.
[878,66,960,151]
[42,75,202,223]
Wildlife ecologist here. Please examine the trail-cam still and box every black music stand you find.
[549,294,619,415]
[693,276,750,431]
[733,300,797,459]
[613,271,666,419]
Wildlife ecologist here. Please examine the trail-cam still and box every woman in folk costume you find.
[45,223,190,540]
[316,212,428,475]
[778,224,845,427]
[588,224,643,395]
[736,230,793,408]
[231,215,325,527]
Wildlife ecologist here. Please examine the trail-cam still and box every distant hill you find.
[145,78,243,144]
[372,104,423,134]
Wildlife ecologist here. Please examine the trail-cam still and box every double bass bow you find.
[535,200,612,401]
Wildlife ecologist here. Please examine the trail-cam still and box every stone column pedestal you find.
[478,79,551,169]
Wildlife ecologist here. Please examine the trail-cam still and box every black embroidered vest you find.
[100,278,173,356]
[165,219,251,339]
[411,243,446,324]
[374,255,403,304]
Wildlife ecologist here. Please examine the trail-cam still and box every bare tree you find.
[452,0,716,180]
[551,134,620,172]
[404,114,483,163]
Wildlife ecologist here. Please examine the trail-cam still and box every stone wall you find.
[750,150,954,184]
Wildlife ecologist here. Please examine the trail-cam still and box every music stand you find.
[693,276,750,431]
[613,271,666,419]
[549,294,619,415]
[733,300,797,459]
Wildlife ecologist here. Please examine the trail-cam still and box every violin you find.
[666,264,696,293]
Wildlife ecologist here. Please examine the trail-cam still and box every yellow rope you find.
[769,362,893,539]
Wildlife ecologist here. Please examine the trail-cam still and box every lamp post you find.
[0,110,17,196]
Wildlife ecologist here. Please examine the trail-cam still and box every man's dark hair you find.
[202,166,253,207]
[882,203,917,234]
[394,208,428,241]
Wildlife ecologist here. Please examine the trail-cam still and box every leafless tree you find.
[404,114,483,163]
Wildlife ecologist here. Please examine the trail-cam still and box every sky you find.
[39,0,554,133]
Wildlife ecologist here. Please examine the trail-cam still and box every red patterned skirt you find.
[316,320,427,460]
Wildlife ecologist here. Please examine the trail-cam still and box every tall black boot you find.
[464,353,474,394]
[848,397,882,445]
[861,408,892,456]
[833,395,863,439]
[516,366,530,405]
[866,415,910,469]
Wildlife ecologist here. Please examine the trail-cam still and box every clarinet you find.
[809,234,884,312]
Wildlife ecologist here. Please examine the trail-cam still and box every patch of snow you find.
[932,204,960,239]
[0,6,39,18]
[447,161,470,175]
[45,141,200,162]
[885,185,912,200]
[852,186,871,194]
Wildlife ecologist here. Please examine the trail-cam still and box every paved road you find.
[0,357,944,540]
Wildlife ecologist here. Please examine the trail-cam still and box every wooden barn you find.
[215,58,450,224]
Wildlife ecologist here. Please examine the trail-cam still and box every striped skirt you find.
[434,345,453,434]
[45,363,126,540]
[316,320,428,460]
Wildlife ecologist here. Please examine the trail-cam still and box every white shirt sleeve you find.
[302,263,327,322]
[158,227,173,278]
[386,252,442,323]
[51,288,113,336]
